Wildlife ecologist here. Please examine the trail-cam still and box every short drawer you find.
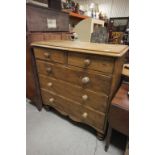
[68,52,114,74]
[34,47,66,64]
[36,60,112,95]
[41,89,105,132]
[39,75,108,113]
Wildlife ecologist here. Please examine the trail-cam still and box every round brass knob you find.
[46,67,52,73]
[82,77,90,84]
[82,95,88,101]
[82,112,88,118]
[44,52,50,58]
[84,59,91,66]
[49,98,54,103]
[47,82,53,87]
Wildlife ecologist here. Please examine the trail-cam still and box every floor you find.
[26,102,126,155]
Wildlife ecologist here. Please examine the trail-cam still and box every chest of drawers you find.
[31,40,128,139]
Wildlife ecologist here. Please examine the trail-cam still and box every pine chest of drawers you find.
[31,40,128,138]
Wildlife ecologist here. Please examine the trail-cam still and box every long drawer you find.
[39,74,108,113]
[41,89,105,132]
[68,52,114,74]
[34,47,66,64]
[36,60,112,95]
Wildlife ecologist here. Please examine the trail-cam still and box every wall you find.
[27,0,129,18]
[74,0,129,18]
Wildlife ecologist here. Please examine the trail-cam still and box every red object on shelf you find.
[63,10,89,19]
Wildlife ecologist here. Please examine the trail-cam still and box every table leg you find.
[105,125,112,152]
[124,138,129,155]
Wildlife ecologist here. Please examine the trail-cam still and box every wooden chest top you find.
[31,40,128,57]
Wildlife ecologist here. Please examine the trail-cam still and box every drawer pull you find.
[47,82,53,87]
[84,59,91,66]
[44,52,50,58]
[82,112,88,118]
[82,95,88,101]
[49,98,54,103]
[82,77,90,84]
[46,67,52,73]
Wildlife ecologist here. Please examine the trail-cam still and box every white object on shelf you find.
[73,18,104,42]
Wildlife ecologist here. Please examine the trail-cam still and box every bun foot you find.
[97,132,104,141]
[104,145,108,152]
[44,105,51,111]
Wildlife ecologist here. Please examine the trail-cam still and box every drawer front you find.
[68,53,114,74]
[41,89,105,132]
[36,60,112,95]
[34,47,66,64]
[39,75,108,113]
[80,106,105,132]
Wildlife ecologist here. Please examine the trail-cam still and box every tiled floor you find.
[26,103,125,155]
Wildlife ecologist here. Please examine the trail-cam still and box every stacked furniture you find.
[108,17,129,44]
[26,3,70,104]
[31,40,128,138]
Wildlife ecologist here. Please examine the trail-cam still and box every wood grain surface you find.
[111,83,129,110]
[32,40,128,136]
[34,47,66,64]
[68,52,114,74]
[109,83,129,136]
[41,89,105,133]
[39,74,108,113]
[31,40,129,57]
[36,60,112,95]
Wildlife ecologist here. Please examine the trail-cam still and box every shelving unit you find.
[62,9,90,31]
[62,9,89,19]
